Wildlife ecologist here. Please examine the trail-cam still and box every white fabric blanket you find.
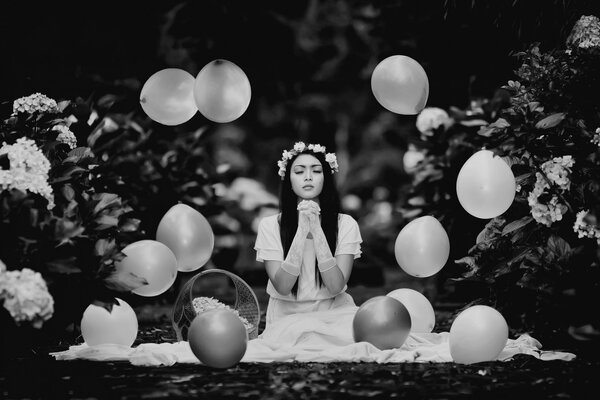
[51,306,576,366]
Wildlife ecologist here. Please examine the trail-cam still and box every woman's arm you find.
[312,225,354,294]
[264,222,309,296]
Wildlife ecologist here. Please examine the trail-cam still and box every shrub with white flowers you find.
[0,93,144,333]
[404,14,600,333]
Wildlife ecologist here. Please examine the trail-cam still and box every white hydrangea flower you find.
[592,128,600,146]
[567,15,600,49]
[0,138,55,209]
[52,125,77,150]
[12,93,59,116]
[541,156,574,190]
[0,268,54,328]
[528,192,568,227]
[573,210,600,243]
[415,107,452,137]
[527,155,574,227]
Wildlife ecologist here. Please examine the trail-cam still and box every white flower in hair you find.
[325,152,339,172]
[311,144,326,153]
[277,141,339,179]
[293,142,306,152]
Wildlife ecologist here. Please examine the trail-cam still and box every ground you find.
[1,268,599,399]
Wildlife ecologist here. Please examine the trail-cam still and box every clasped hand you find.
[297,200,320,234]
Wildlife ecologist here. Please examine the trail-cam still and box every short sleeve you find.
[254,216,284,262]
[335,214,363,259]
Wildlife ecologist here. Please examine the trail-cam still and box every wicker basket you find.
[171,268,261,341]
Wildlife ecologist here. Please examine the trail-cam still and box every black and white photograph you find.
[1,1,599,398]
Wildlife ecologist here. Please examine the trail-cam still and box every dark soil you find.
[1,269,599,399]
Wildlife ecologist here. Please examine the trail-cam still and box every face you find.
[290,154,324,201]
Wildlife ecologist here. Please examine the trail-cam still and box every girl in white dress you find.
[254,141,362,328]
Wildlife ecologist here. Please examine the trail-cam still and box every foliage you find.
[0,94,146,332]
[405,16,600,333]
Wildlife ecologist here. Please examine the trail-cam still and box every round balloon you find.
[387,288,435,333]
[80,298,138,347]
[449,305,509,364]
[156,203,215,272]
[116,240,178,297]
[394,216,450,278]
[139,68,198,126]
[353,295,412,350]
[188,309,248,368]
[371,55,429,115]
[456,150,516,219]
[193,59,251,123]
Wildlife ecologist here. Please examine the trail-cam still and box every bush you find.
[405,15,600,334]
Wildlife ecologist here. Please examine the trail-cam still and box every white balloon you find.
[394,215,450,277]
[80,298,138,347]
[139,68,198,126]
[456,150,516,219]
[194,59,251,123]
[387,288,435,333]
[117,240,178,297]
[371,55,429,115]
[449,305,509,364]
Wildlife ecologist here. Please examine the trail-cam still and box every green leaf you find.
[535,113,565,129]
[95,238,116,257]
[547,235,571,260]
[46,257,81,274]
[95,215,120,229]
[92,193,122,214]
[477,118,510,137]
[502,216,533,235]
[104,270,148,292]
[64,147,95,164]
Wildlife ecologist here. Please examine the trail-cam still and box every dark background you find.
[2,0,597,110]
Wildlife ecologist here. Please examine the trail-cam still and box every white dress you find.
[254,213,363,327]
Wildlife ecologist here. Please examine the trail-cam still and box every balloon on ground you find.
[371,55,429,115]
[449,305,509,364]
[116,240,178,297]
[156,203,215,272]
[139,68,197,126]
[353,295,412,350]
[394,215,450,278]
[193,59,251,123]
[80,298,138,347]
[456,149,516,219]
[188,309,248,368]
[387,288,435,333]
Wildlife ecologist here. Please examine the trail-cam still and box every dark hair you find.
[279,149,340,296]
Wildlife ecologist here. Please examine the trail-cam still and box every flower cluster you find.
[52,125,78,150]
[573,210,600,244]
[592,128,600,146]
[0,267,54,328]
[12,93,59,116]
[277,141,338,179]
[527,156,574,227]
[192,296,253,330]
[566,15,600,50]
[0,137,55,209]
[415,107,452,137]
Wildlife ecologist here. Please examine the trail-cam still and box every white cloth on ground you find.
[51,305,576,367]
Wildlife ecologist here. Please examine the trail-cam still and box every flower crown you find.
[277,142,339,179]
